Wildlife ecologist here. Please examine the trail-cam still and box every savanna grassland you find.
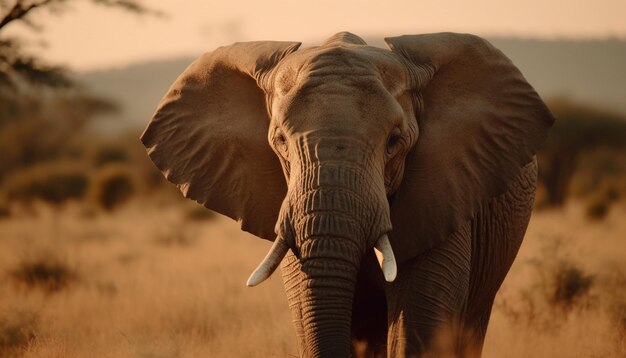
[0,199,296,357]
[1,75,625,357]
[0,197,624,358]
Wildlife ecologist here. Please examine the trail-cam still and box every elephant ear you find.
[141,41,301,241]
[385,33,554,263]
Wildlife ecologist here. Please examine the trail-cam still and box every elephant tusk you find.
[246,235,290,287]
[374,234,397,282]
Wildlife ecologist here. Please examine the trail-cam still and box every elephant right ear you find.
[385,33,554,263]
[141,41,301,241]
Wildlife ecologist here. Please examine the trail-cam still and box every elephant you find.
[141,32,554,357]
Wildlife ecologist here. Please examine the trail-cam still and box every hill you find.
[79,37,626,132]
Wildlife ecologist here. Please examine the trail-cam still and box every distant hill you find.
[80,57,192,133]
[79,37,626,133]
[488,38,626,116]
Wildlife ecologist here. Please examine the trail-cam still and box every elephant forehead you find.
[272,46,408,126]
[270,82,406,138]
[274,45,407,97]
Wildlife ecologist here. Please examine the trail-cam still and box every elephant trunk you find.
[299,238,359,357]
[285,160,391,357]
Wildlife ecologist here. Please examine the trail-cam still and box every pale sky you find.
[4,0,626,71]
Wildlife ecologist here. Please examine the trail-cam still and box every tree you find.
[0,0,159,185]
[539,99,626,206]
[0,0,159,91]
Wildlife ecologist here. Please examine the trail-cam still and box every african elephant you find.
[141,32,553,357]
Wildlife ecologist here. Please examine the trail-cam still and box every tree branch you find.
[0,36,72,89]
[0,0,160,90]
[92,0,163,16]
[0,0,54,30]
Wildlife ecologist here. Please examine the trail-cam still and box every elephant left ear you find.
[141,41,301,241]
[385,33,554,263]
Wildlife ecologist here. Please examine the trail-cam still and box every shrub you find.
[0,93,118,183]
[538,99,626,206]
[10,255,77,293]
[0,200,9,219]
[88,164,137,211]
[184,203,217,221]
[89,144,130,167]
[497,240,598,330]
[0,162,89,205]
[551,264,594,309]
[583,177,623,220]
[586,196,611,220]
[154,230,195,247]
[570,148,626,201]
[0,311,37,357]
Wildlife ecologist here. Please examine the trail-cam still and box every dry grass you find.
[0,199,624,357]
[0,199,296,357]
[485,202,626,358]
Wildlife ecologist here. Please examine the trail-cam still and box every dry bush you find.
[0,130,170,210]
[585,193,612,220]
[570,149,626,199]
[582,181,623,220]
[119,133,175,193]
[9,254,78,293]
[497,239,601,330]
[88,164,137,211]
[538,99,626,207]
[0,204,296,357]
[489,203,626,358]
[0,162,90,205]
[183,201,217,222]
[0,311,37,358]
[566,148,626,219]
[602,272,626,342]
[0,199,623,357]
[81,130,175,196]
[532,182,551,210]
[0,93,165,211]
[88,144,131,167]
[550,264,595,310]
[0,200,9,219]
[153,229,196,247]
[0,93,117,183]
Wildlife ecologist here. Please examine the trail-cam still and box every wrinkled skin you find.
[141,32,554,357]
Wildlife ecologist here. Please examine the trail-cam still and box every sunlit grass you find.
[0,199,624,357]
[485,202,626,358]
[0,200,296,357]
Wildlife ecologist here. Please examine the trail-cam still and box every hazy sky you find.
[4,0,626,71]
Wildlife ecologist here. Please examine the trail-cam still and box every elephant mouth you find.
[246,227,395,287]
[248,158,397,357]
[246,182,397,288]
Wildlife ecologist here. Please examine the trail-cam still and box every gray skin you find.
[141,32,554,357]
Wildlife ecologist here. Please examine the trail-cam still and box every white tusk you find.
[246,236,290,287]
[374,234,397,282]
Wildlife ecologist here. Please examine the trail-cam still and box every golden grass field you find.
[0,197,624,357]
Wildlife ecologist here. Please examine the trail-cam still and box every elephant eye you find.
[387,127,402,155]
[274,131,289,158]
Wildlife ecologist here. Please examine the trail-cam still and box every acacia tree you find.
[0,0,158,90]
[0,0,159,184]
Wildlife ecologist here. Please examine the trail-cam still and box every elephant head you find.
[141,32,553,357]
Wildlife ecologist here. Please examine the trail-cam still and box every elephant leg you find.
[456,304,494,358]
[386,159,537,358]
[460,159,538,356]
[351,253,388,358]
[386,223,472,358]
